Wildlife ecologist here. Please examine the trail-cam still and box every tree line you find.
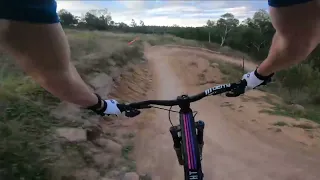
[59,8,320,106]
[58,8,320,64]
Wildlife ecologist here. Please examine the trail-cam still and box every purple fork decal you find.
[183,114,192,169]
[188,113,197,169]
[184,113,197,170]
[185,114,194,169]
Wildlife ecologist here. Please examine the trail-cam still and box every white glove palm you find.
[104,99,121,115]
[242,69,274,91]
[87,94,122,116]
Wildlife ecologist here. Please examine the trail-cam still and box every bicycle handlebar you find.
[118,80,246,117]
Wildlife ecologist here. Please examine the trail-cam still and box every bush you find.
[271,63,320,105]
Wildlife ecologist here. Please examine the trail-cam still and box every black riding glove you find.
[86,93,122,116]
[227,69,274,97]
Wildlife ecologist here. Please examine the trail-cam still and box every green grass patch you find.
[121,144,134,160]
[272,121,289,127]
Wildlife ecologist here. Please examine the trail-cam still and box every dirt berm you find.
[128,45,320,180]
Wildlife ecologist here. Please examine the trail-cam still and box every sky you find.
[56,0,268,27]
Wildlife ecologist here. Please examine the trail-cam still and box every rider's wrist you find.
[86,93,107,116]
[254,69,274,80]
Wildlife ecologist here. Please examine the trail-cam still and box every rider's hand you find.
[227,69,274,97]
[242,69,274,91]
[86,94,122,116]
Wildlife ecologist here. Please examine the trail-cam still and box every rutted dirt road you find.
[133,45,320,180]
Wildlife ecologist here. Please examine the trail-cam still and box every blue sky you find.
[56,1,268,27]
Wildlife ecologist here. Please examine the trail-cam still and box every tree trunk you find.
[220,36,225,46]
[220,25,231,47]
[252,40,265,52]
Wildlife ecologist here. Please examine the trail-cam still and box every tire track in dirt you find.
[134,45,320,180]
[162,45,258,71]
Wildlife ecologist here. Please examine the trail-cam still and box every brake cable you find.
[149,105,198,127]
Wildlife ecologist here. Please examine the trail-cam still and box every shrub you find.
[271,63,320,105]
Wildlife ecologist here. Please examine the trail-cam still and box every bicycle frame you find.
[124,82,243,180]
[177,95,204,180]
[180,111,203,180]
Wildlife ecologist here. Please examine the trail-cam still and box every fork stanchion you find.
[196,120,205,161]
[170,125,184,165]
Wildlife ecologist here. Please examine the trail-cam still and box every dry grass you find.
[0,29,144,180]
[209,59,243,82]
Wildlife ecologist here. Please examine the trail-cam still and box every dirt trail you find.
[134,45,320,180]
[163,45,258,71]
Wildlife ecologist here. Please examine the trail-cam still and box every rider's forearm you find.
[1,22,99,108]
[33,62,98,107]
[257,32,317,76]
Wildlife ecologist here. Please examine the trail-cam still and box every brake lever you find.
[117,103,151,118]
[125,109,141,117]
[225,80,246,97]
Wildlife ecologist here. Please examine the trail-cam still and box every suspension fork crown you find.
[177,94,191,112]
[195,120,205,144]
[196,120,205,130]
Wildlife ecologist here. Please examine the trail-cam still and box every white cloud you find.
[225,6,250,17]
[56,1,266,27]
[146,6,200,15]
[117,0,146,10]
[56,1,101,16]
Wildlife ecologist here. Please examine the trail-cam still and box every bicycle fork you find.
[169,120,205,165]
[196,120,205,161]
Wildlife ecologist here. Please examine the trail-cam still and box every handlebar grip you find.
[226,80,247,97]
[125,109,141,117]
[225,92,240,97]
[117,103,144,117]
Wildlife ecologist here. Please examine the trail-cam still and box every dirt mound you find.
[133,45,320,180]
[49,62,152,180]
